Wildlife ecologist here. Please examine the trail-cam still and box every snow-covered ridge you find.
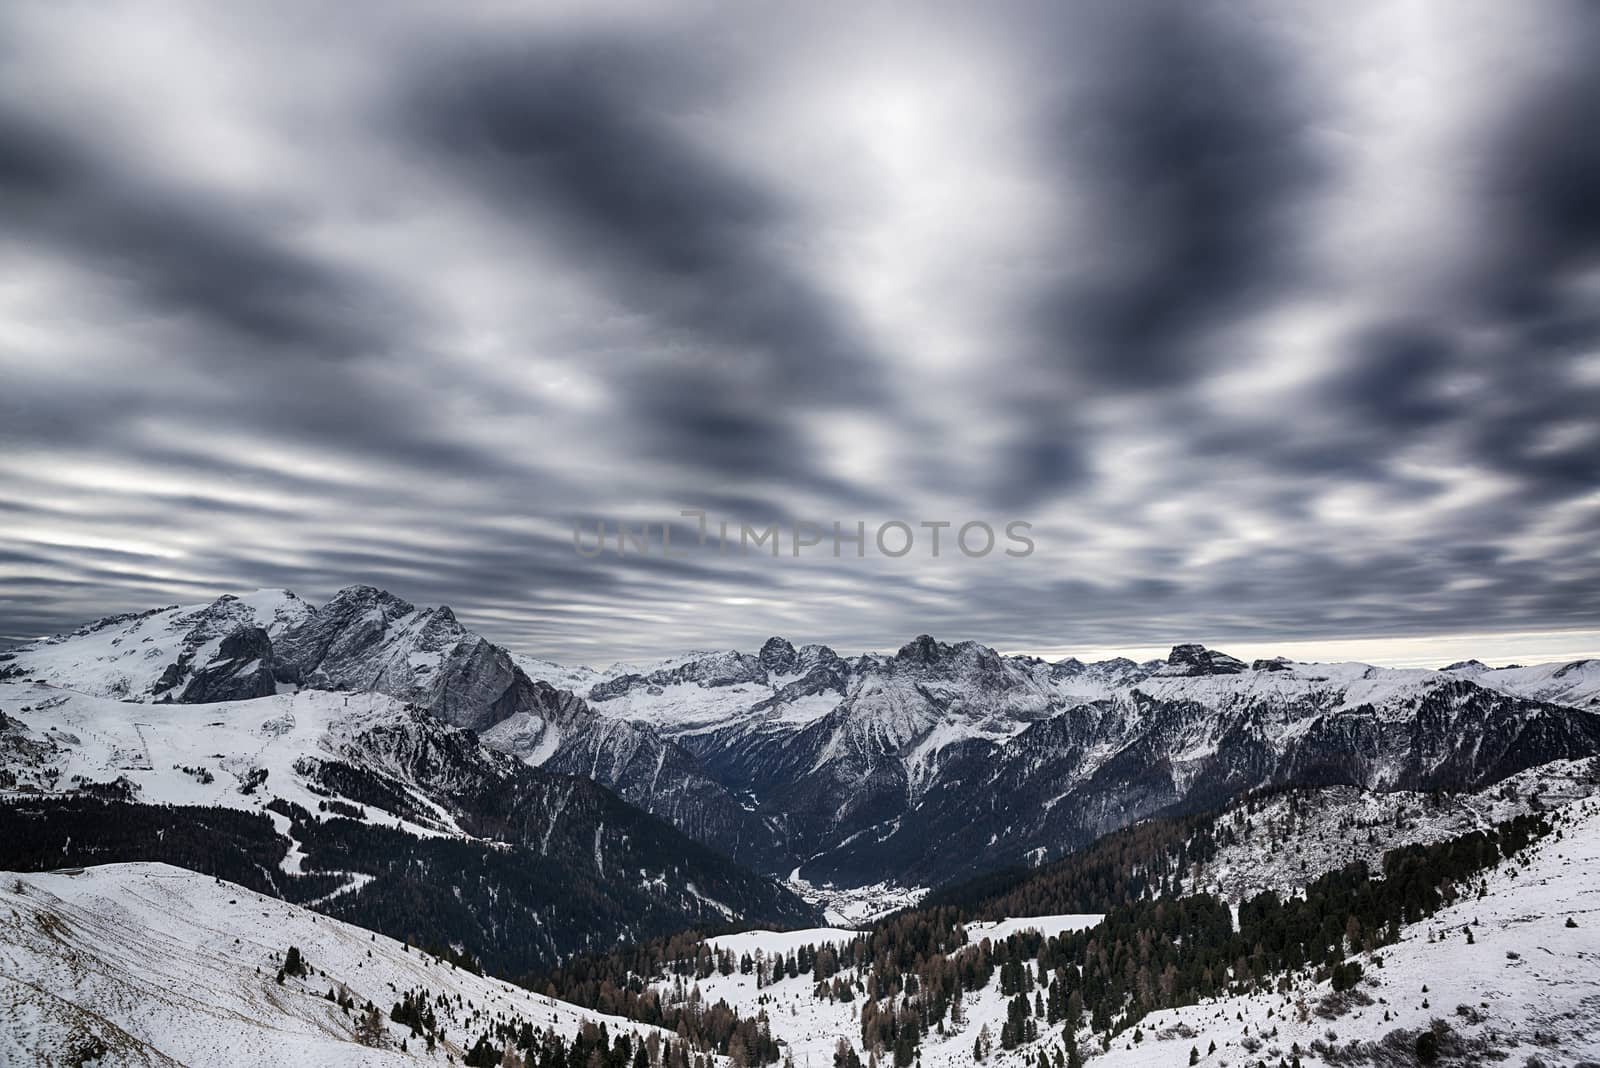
[8,584,1600,891]
[0,588,310,702]
[0,862,668,1067]
[0,682,458,838]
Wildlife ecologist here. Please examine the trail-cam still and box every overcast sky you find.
[2,1,1597,666]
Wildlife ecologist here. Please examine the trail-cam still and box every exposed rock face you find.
[1253,656,1293,672]
[177,626,277,703]
[1157,643,1248,676]
[274,586,538,732]
[758,636,799,676]
[268,586,784,867]
[759,644,850,703]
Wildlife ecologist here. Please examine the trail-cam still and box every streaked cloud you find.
[1,1,1596,663]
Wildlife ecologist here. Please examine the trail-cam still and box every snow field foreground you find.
[0,862,669,1067]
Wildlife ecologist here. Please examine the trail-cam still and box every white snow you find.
[0,862,670,1067]
[965,914,1102,946]
[0,680,461,839]
[706,927,863,958]
[3,589,311,702]
[1086,794,1600,1068]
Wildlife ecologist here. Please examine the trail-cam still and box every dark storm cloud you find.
[980,2,1333,506]
[0,1,1596,663]
[0,106,395,362]
[1029,4,1329,387]
[400,33,888,498]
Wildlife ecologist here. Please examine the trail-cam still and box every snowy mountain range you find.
[6,584,1600,1067]
[6,585,1600,895]
[0,681,815,975]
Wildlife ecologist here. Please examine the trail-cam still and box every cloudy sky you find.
[2,1,1597,666]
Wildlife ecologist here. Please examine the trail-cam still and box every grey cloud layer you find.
[1,1,1596,661]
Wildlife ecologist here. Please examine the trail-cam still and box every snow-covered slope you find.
[1194,758,1600,904]
[657,781,1600,1068]
[0,589,312,702]
[1084,795,1600,1068]
[0,678,819,971]
[0,683,457,835]
[1470,658,1600,710]
[0,862,667,1068]
[653,915,1103,1068]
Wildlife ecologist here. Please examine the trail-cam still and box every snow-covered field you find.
[706,926,862,959]
[0,681,457,839]
[966,914,1104,946]
[0,862,667,1067]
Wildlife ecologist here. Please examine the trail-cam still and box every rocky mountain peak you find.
[1157,643,1247,676]
[895,634,950,664]
[327,584,416,616]
[759,636,799,675]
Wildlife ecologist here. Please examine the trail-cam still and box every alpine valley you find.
[5,585,1600,1067]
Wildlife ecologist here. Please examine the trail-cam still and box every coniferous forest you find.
[531,809,1554,1066]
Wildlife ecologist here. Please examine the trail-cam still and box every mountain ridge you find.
[7,585,1600,892]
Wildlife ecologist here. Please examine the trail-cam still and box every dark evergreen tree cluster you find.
[0,795,801,977]
[921,807,1221,917]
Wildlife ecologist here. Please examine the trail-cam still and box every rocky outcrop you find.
[273,586,545,732]
[758,636,799,676]
[177,626,277,703]
[1157,643,1248,676]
